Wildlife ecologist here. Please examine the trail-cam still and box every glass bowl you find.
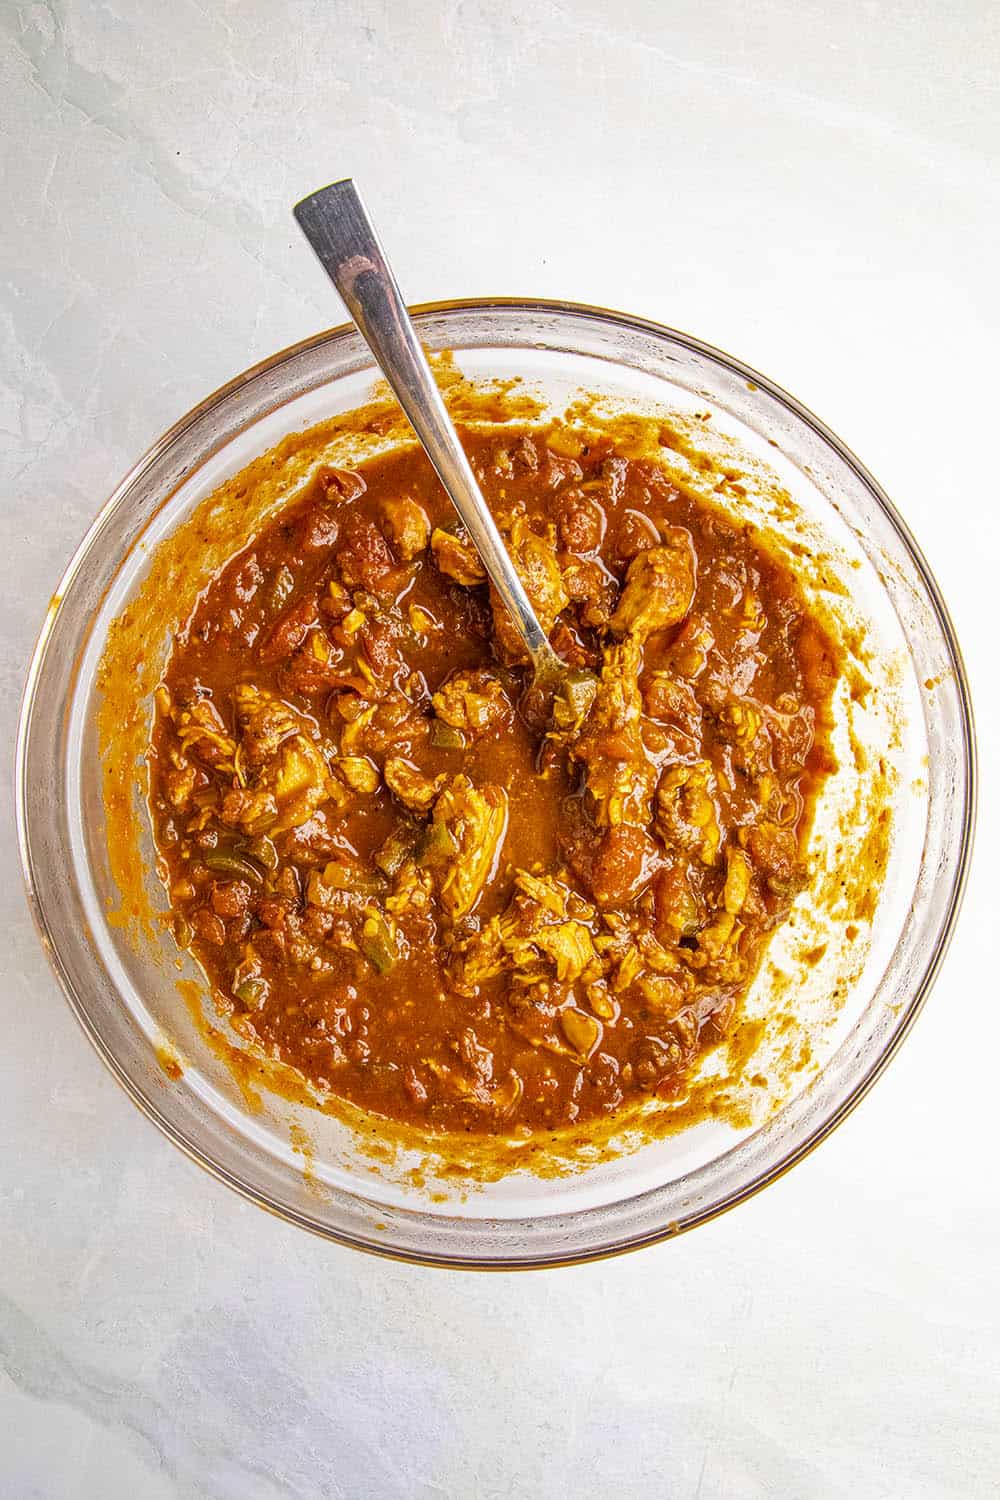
[15,300,975,1267]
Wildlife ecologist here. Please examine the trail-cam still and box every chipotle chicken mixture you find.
[149,425,838,1133]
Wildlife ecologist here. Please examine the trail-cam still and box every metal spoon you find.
[293,178,566,685]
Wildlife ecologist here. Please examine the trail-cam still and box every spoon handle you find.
[293,178,560,671]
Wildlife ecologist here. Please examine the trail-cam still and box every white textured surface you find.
[2,2,998,1495]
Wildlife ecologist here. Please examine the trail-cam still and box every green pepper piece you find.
[417,820,455,865]
[233,977,269,1009]
[319,862,385,896]
[203,850,265,885]
[551,668,599,732]
[360,906,398,974]
[240,834,279,872]
[429,720,466,750]
[374,824,417,878]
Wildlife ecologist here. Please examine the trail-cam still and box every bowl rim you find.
[15,296,978,1268]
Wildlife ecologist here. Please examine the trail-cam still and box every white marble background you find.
[2,2,998,1496]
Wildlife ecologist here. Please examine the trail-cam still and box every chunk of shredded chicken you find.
[490,516,569,661]
[450,870,602,994]
[423,774,509,920]
[384,756,443,813]
[431,527,486,586]
[431,668,513,741]
[171,696,237,773]
[220,684,339,835]
[378,495,430,560]
[570,636,656,828]
[609,532,696,642]
[654,761,723,866]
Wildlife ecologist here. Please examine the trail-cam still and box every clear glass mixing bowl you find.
[15,301,975,1267]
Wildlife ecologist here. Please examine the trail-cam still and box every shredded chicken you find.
[234,685,303,766]
[385,859,435,918]
[689,908,747,983]
[609,532,696,642]
[722,846,753,914]
[423,774,508,920]
[653,761,723,866]
[450,870,601,993]
[717,698,771,774]
[744,821,805,897]
[171,697,237,773]
[490,516,569,661]
[431,668,513,741]
[338,689,430,759]
[379,495,430,560]
[569,637,656,828]
[334,756,380,793]
[431,527,486,586]
[220,684,339,835]
[384,756,444,813]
